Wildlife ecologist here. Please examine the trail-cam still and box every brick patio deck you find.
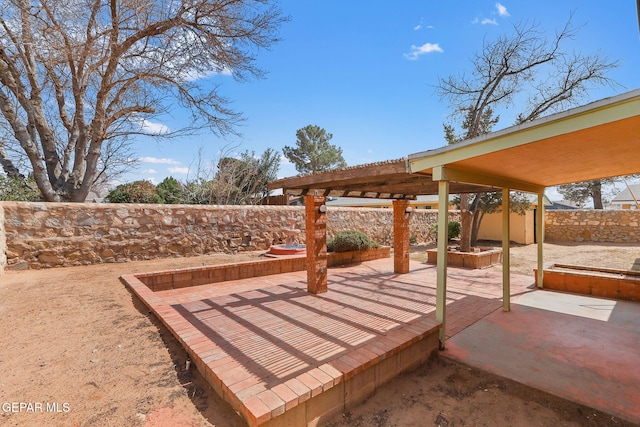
[122,259,534,426]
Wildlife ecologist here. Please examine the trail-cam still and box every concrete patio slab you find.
[443,289,640,424]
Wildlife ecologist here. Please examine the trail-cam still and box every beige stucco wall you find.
[477,210,535,244]
[1,202,452,271]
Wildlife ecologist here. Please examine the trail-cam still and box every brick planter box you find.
[535,264,640,301]
[328,246,391,267]
[426,247,503,269]
[135,246,391,292]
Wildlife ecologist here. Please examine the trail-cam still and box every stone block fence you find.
[545,210,640,243]
[0,202,638,273]
[0,202,453,272]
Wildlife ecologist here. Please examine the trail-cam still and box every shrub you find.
[106,180,162,203]
[448,221,461,239]
[156,177,185,204]
[0,176,41,201]
[431,221,461,241]
[327,230,380,253]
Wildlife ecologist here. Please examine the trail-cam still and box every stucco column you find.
[502,188,511,312]
[393,200,411,274]
[436,179,449,350]
[305,195,328,294]
[536,192,545,288]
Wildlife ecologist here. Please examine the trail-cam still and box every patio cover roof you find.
[408,89,640,192]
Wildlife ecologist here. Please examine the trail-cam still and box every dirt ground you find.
[1,242,638,427]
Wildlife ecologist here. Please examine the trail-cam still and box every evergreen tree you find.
[283,125,347,174]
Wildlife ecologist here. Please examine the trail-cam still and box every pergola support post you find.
[436,180,449,350]
[305,195,328,294]
[393,199,411,274]
[536,192,545,288]
[502,188,511,312]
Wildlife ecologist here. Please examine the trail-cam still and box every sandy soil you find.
[1,242,638,427]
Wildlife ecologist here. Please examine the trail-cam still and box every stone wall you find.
[1,202,448,271]
[0,204,6,275]
[7,202,637,272]
[327,207,455,246]
[546,210,640,243]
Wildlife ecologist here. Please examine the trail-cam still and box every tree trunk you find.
[591,180,604,209]
[460,194,482,251]
[471,210,484,247]
[459,194,473,252]
[0,146,23,179]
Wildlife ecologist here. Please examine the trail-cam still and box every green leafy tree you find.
[156,177,185,204]
[557,176,639,209]
[105,181,161,204]
[283,125,347,174]
[437,16,617,250]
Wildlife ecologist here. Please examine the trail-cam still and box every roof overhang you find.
[409,89,640,193]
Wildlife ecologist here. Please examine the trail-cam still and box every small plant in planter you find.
[327,230,380,253]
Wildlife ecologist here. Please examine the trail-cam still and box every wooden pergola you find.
[269,158,498,200]
[268,88,640,349]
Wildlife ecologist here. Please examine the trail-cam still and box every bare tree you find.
[437,16,618,251]
[182,145,279,205]
[0,0,286,201]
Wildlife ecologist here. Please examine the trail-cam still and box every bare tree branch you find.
[0,0,287,201]
[437,15,619,249]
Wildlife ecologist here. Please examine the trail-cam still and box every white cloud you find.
[168,167,190,174]
[146,177,158,185]
[479,18,498,25]
[496,3,510,17]
[143,169,158,174]
[140,119,170,135]
[139,157,181,165]
[413,18,433,31]
[129,114,170,135]
[279,155,292,165]
[183,67,233,82]
[472,4,508,26]
[404,42,444,60]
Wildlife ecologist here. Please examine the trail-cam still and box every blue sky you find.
[128,1,640,200]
